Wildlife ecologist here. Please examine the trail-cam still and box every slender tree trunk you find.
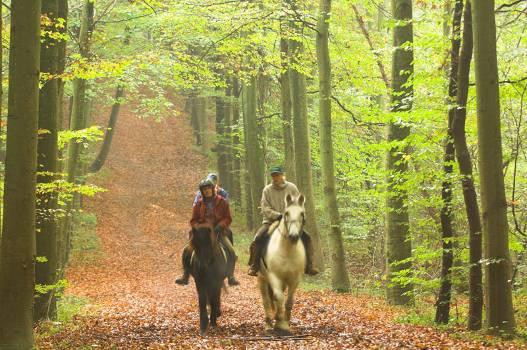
[280,35,296,183]
[243,77,265,226]
[35,0,60,322]
[216,88,228,188]
[62,0,93,266]
[56,0,68,274]
[435,0,463,325]
[223,79,233,193]
[89,86,125,173]
[230,77,242,203]
[0,0,41,347]
[0,0,3,233]
[289,7,324,270]
[189,95,201,146]
[240,86,255,228]
[317,0,349,290]
[472,0,516,334]
[197,96,209,153]
[385,0,414,305]
[66,0,93,185]
[451,1,483,330]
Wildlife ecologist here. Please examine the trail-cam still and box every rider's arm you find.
[261,188,281,221]
[190,202,201,227]
[217,199,232,229]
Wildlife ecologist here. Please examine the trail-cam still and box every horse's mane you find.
[189,223,218,255]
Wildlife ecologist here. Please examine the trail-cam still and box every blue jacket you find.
[193,186,229,206]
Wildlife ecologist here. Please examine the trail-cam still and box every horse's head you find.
[190,223,217,262]
[281,193,306,243]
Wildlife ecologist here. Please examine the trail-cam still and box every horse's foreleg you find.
[258,278,274,331]
[197,285,209,335]
[209,286,221,328]
[285,281,299,323]
[268,275,289,333]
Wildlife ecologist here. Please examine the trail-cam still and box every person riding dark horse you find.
[176,179,240,286]
[247,166,319,277]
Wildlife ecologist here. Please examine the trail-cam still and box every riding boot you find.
[175,245,192,285]
[301,231,320,276]
[247,224,269,276]
[220,234,240,286]
[225,228,234,245]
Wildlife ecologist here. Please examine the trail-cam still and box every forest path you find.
[38,101,512,349]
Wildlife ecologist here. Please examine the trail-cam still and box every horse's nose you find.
[289,233,300,243]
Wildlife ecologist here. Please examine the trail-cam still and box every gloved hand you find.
[277,214,283,221]
[214,224,223,234]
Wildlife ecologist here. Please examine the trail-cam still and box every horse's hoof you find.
[274,328,292,336]
[200,329,207,337]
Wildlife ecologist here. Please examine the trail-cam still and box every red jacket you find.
[190,195,232,229]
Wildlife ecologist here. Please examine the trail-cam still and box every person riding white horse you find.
[247,166,319,276]
[258,193,307,333]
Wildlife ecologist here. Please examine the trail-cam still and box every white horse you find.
[257,193,306,334]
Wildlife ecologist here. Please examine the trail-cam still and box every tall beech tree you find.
[472,0,515,334]
[289,0,324,269]
[35,0,60,322]
[316,0,349,290]
[230,77,242,203]
[385,0,414,305]
[435,0,463,325]
[243,76,265,226]
[280,34,296,183]
[0,0,41,347]
[451,0,483,331]
[66,0,94,186]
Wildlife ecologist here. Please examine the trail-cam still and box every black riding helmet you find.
[198,179,215,197]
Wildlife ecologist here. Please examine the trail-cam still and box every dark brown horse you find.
[189,223,229,335]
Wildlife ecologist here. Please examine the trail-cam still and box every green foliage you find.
[58,126,104,150]
[70,212,102,265]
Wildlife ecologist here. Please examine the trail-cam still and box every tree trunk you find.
[472,0,516,334]
[35,0,60,322]
[197,96,209,153]
[89,86,125,173]
[451,1,483,330]
[62,0,93,266]
[230,77,242,203]
[0,0,3,233]
[0,0,41,347]
[223,79,233,194]
[280,35,296,183]
[317,0,349,290]
[189,95,201,145]
[66,0,93,185]
[289,5,324,270]
[385,0,414,305]
[56,0,68,274]
[216,88,228,189]
[243,77,265,226]
[435,0,463,325]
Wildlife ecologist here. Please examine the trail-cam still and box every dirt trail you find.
[39,101,517,349]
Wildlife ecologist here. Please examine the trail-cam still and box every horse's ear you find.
[298,194,305,207]
[285,193,294,206]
